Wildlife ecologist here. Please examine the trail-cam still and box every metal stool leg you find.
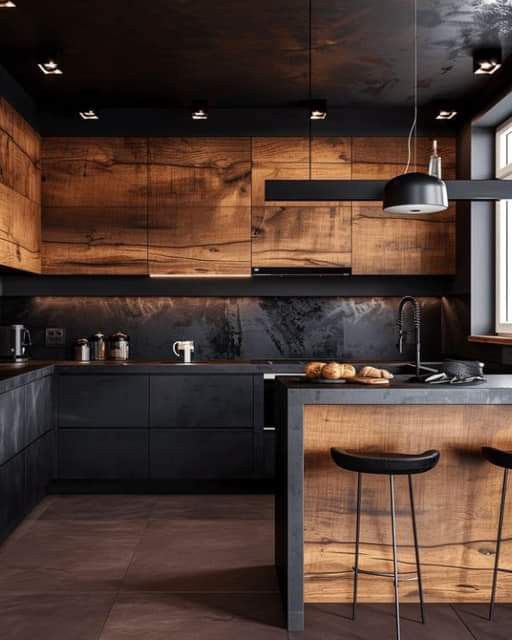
[390,474,401,640]
[489,468,509,621]
[352,472,362,621]
[408,474,425,624]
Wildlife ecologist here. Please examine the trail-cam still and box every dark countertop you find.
[279,374,512,404]
[0,362,55,393]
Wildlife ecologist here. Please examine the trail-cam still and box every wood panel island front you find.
[276,376,512,631]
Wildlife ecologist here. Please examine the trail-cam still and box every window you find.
[496,117,512,334]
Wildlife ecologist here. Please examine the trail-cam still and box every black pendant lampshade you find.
[383,172,448,214]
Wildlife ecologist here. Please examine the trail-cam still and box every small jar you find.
[108,331,130,361]
[89,332,106,361]
[74,338,90,362]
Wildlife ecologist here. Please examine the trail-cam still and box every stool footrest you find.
[354,567,419,582]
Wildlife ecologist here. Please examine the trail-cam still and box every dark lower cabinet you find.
[58,429,148,479]
[26,376,53,441]
[25,431,55,511]
[262,430,276,478]
[0,386,26,465]
[0,373,55,541]
[53,371,274,484]
[150,375,253,428]
[150,429,253,479]
[0,452,25,539]
[58,374,149,428]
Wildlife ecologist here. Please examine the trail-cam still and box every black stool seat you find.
[330,448,440,475]
[482,446,512,470]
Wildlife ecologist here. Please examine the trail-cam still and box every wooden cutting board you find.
[350,376,391,385]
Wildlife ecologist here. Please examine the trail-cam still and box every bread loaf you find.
[304,362,327,379]
[339,363,356,378]
[321,362,357,380]
[321,362,343,380]
[359,366,394,380]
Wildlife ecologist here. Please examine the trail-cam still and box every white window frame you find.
[496,116,512,334]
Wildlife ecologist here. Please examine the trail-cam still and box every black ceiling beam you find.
[265,179,512,202]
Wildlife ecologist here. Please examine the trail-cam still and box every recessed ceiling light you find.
[0,1,16,8]
[38,60,63,75]
[435,109,457,120]
[79,109,99,120]
[473,48,502,75]
[310,99,327,120]
[192,101,208,120]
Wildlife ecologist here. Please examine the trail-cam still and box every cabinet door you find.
[0,98,41,274]
[251,137,352,269]
[58,375,149,428]
[150,375,253,428]
[0,386,26,465]
[0,452,25,539]
[25,430,54,511]
[262,430,276,479]
[351,137,456,275]
[58,429,148,479]
[26,375,53,442]
[148,138,251,276]
[150,429,253,479]
[41,137,148,274]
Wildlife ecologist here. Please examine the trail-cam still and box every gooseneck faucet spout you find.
[397,296,421,379]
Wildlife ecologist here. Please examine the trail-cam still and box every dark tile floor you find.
[0,494,510,639]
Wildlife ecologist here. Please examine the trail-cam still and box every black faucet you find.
[397,296,421,379]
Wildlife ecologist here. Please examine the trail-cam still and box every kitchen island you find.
[276,375,512,631]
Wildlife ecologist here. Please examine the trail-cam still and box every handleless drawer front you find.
[0,386,26,465]
[150,429,253,479]
[58,375,149,428]
[58,429,148,479]
[150,375,253,428]
[26,375,53,442]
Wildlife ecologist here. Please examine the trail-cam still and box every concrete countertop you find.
[279,374,512,404]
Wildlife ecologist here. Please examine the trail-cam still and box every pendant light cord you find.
[404,0,418,174]
[308,0,312,180]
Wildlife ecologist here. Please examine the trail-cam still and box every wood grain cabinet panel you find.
[148,137,251,208]
[351,137,455,275]
[41,137,148,274]
[352,201,456,275]
[43,206,148,274]
[147,137,251,275]
[352,136,456,179]
[0,99,41,273]
[42,137,148,208]
[252,205,351,268]
[252,137,352,268]
[148,205,251,276]
[0,182,41,273]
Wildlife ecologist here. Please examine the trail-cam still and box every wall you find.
[1,296,443,362]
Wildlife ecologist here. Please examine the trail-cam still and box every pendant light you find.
[383,0,448,215]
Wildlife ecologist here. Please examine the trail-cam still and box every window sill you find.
[469,335,512,345]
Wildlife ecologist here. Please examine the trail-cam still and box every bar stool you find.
[481,446,512,621]
[330,448,440,640]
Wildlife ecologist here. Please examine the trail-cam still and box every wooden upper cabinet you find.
[251,137,352,268]
[0,99,41,273]
[41,137,148,274]
[351,137,456,275]
[147,138,252,276]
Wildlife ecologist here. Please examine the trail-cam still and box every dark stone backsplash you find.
[0,296,443,362]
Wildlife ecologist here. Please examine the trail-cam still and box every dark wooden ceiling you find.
[0,0,510,109]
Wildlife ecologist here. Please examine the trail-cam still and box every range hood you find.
[252,267,352,277]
